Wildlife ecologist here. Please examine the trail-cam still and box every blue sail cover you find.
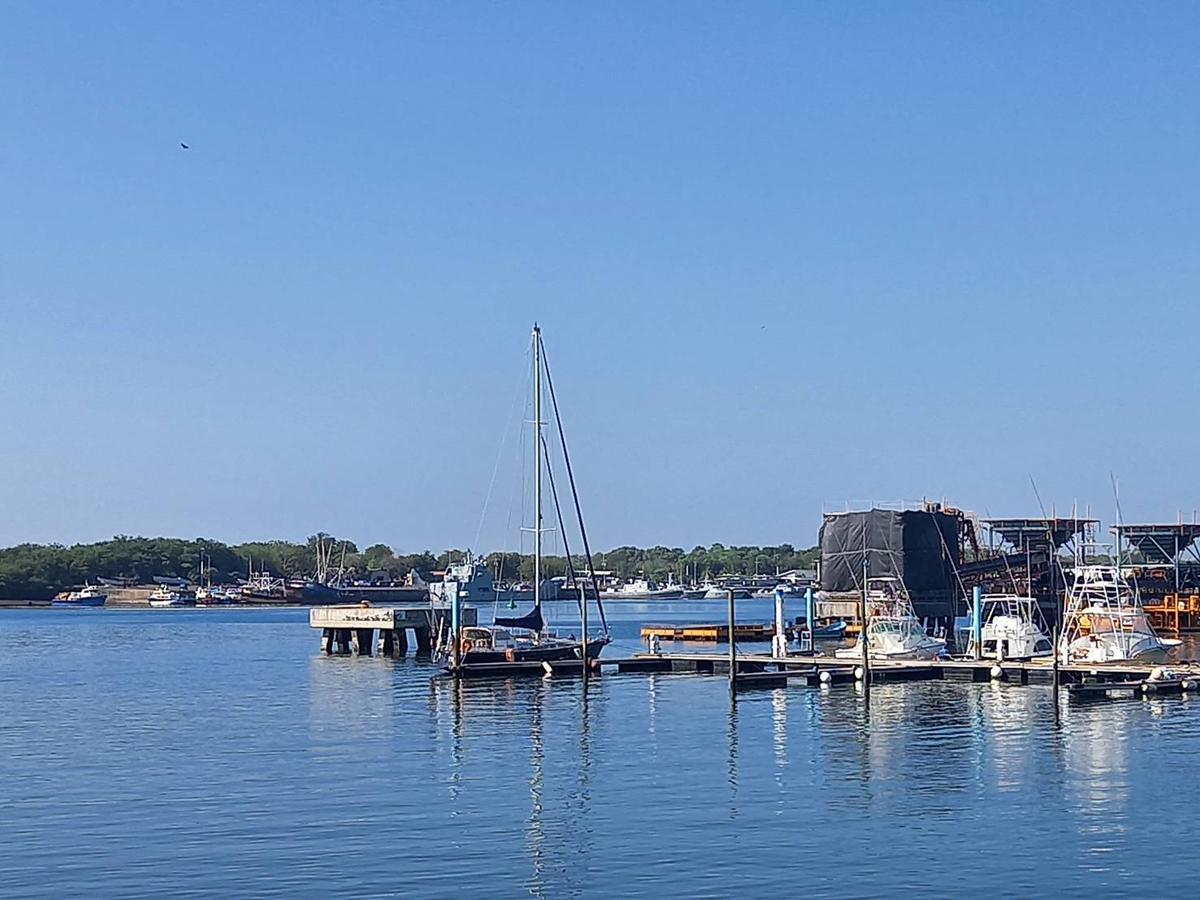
[493,605,544,632]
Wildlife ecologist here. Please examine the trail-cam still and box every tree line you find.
[0,535,817,599]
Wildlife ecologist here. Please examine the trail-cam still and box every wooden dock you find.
[445,649,1200,698]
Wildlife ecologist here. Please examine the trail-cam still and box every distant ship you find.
[601,578,683,600]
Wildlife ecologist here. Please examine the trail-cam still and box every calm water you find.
[2,600,1198,899]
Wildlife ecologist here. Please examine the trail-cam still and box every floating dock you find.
[444,649,1200,698]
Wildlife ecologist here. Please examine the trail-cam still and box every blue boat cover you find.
[494,606,544,633]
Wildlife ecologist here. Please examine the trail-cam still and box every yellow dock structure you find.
[1144,593,1200,634]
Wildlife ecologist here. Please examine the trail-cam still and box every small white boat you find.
[968,595,1053,659]
[702,583,751,600]
[149,587,192,608]
[836,576,946,660]
[1060,564,1180,664]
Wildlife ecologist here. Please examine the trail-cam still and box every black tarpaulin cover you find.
[493,605,545,632]
[818,509,960,618]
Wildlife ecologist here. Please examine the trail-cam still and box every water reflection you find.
[727,696,739,820]
[10,608,1200,900]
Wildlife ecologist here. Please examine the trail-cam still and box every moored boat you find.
[602,578,683,600]
[1059,563,1180,663]
[447,325,611,670]
[149,587,193,608]
[51,586,107,608]
[967,594,1053,659]
[835,576,946,660]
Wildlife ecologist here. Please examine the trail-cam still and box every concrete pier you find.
[310,604,475,658]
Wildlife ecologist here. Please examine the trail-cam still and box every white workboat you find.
[602,578,683,600]
[836,576,946,660]
[967,594,1053,659]
[1059,564,1180,664]
[149,587,192,608]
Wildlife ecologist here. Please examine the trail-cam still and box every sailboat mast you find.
[533,324,542,611]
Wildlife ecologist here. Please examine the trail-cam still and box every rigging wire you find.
[538,336,609,635]
[473,340,533,552]
[541,433,586,623]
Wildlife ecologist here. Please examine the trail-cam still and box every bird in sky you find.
[180,143,190,150]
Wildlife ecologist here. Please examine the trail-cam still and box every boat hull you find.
[51,597,106,608]
[835,639,946,661]
[461,638,610,665]
[1062,634,1180,664]
[812,621,847,639]
[602,590,684,601]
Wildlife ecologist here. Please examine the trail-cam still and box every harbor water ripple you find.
[2,602,1198,899]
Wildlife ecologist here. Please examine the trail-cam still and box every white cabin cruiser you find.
[836,576,946,660]
[148,587,192,608]
[968,594,1053,659]
[1059,564,1180,664]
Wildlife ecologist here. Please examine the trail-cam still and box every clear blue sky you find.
[2,3,1198,553]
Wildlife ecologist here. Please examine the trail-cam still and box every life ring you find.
[460,638,474,655]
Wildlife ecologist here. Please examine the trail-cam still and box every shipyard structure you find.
[815,503,1200,636]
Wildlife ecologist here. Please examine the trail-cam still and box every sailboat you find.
[452,324,610,667]
[835,576,946,660]
[1059,559,1180,664]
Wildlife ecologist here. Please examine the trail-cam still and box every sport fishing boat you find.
[148,587,192,608]
[448,325,611,669]
[836,576,946,660]
[967,594,1053,659]
[51,586,107,608]
[1059,563,1180,664]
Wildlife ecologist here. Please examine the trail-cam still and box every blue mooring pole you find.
[972,585,982,660]
[805,586,815,652]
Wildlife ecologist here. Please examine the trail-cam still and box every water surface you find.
[1,602,1196,898]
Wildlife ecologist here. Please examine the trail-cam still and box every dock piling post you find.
[414,627,433,656]
[860,556,871,703]
[972,586,982,661]
[728,588,736,696]
[450,582,461,671]
[581,580,589,686]
[381,629,395,657]
[355,628,374,656]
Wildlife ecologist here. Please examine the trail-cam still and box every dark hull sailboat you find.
[445,324,611,674]
[458,637,611,666]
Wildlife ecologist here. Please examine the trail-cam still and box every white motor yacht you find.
[836,576,946,660]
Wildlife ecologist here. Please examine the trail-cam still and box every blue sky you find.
[2,3,1198,552]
